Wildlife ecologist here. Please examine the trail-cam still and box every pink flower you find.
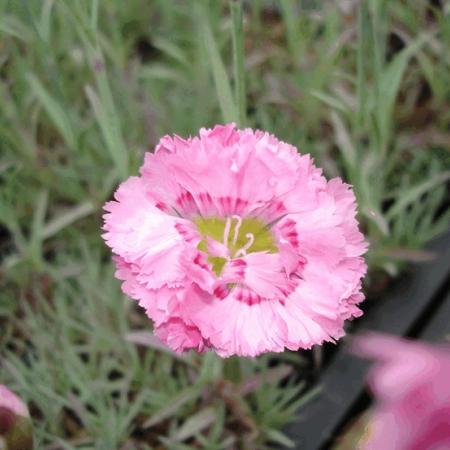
[0,385,32,450]
[353,333,450,450]
[103,124,367,357]
[0,386,28,420]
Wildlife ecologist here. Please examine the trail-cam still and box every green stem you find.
[356,1,368,131]
[279,0,303,66]
[197,2,236,123]
[230,0,247,128]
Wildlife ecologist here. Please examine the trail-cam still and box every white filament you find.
[223,215,255,258]
[235,233,255,257]
[231,215,242,246]
[223,217,232,247]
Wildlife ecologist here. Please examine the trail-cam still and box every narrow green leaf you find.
[173,407,216,442]
[152,36,190,67]
[310,90,349,115]
[356,1,369,128]
[125,331,194,365]
[386,171,450,220]
[231,0,246,127]
[39,0,55,43]
[29,189,48,265]
[279,0,303,63]
[139,65,187,85]
[27,74,77,150]
[266,428,295,448]
[376,34,430,147]
[41,201,96,240]
[90,0,99,30]
[85,84,128,180]
[143,387,200,428]
[198,5,236,123]
[330,111,357,171]
[362,206,389,236]
[0,15,32,41]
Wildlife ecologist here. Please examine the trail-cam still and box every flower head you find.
[353,333,450,450]
[0,386,28,421]
[103,124,367,357]
[0,385,32,450]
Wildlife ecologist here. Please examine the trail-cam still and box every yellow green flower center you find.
[194,216,278,276]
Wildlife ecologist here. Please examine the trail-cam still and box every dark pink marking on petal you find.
[175,222,200,244]
[176,190,200,216]
[214,284,229,300]
[193,252,210,270]
[233,286,263,305]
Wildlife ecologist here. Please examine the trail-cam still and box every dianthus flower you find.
[0,385,33,450]
[353,333,450,450]
[103,124,367,356]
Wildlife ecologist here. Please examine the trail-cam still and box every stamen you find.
[223,217,232,247]
[231,215,242,246]
[235,233,255,257]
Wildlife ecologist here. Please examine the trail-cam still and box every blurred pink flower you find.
[0,386,28,421]
[0,385,32,450]
[354,333,450,450]
[103,124,367,356]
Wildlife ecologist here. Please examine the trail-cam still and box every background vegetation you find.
[1,0,449,448]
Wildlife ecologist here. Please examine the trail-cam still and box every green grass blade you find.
[85,84,128,180]
[29,189,48,266]
[173,406,217,442]
[0,15,32,41]
[386,171,450,220]
[231,0,247,127]
[197,4,236,123]
[266,428,295,448]
[330,111,357,173]
[27,73,77,150]
[41,201,96,240]
[310,90,349,115]
[279,0,303,64]
[356,1,370,128]
[143,386,200,429]
[376,33,430,150]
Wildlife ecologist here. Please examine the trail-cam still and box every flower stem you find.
[230,0,247,128]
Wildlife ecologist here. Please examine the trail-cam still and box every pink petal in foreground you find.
[0,385,33,450]
[353,333,450,450]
